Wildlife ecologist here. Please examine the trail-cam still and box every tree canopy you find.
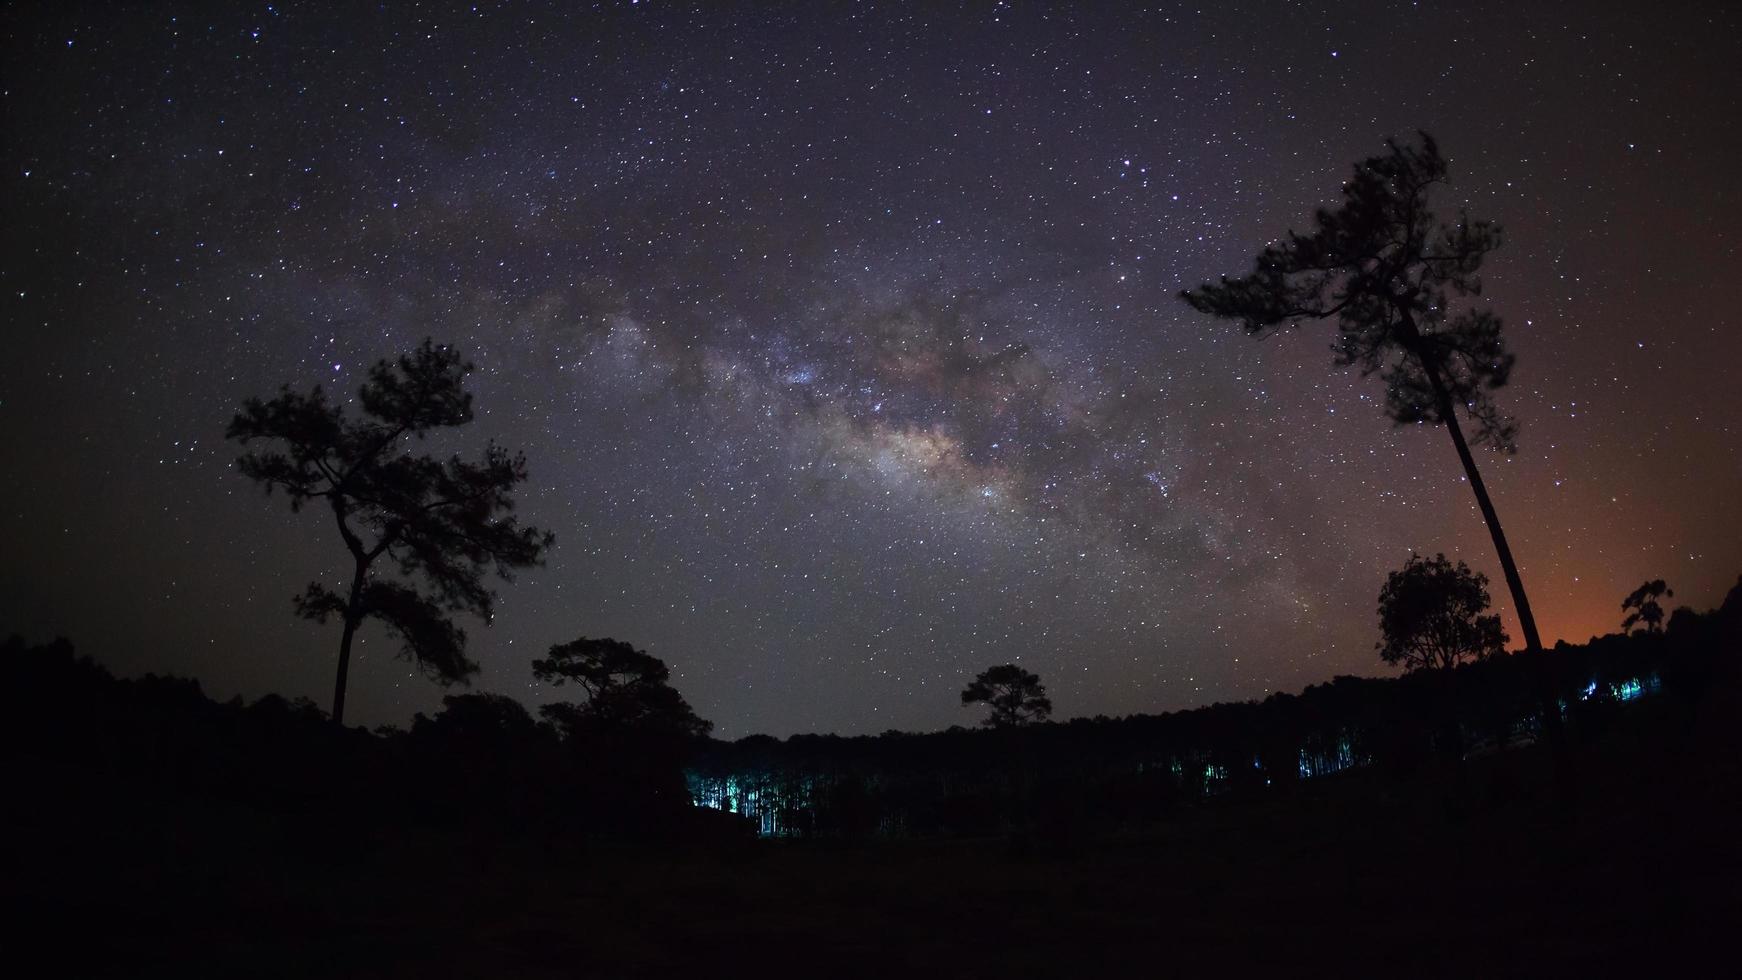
[1180,132,1516,449]
[533,636,712,739]
[1376,553,1508,673]
[1622,579,1674,634]
[961,664,1053,728]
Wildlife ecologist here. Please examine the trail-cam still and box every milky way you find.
[4,1,1739,736]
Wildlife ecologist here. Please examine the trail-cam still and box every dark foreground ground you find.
[6,697,1739,979]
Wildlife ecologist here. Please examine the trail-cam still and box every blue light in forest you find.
[1204,763,1229,789]
[686,770,819,838]
[1608,673,1660,702]
[1298,730,1362,779]
[685,669,1668,839]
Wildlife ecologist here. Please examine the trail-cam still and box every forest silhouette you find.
[6,578,1740,974]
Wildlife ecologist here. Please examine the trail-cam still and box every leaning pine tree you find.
[227,340,555,725]
[1181,133,1543,655]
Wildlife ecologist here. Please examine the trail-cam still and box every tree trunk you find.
[1421,364,1544,655]
[332,555,369,727]
[332,615,358,727]
[1415,340,1569,795]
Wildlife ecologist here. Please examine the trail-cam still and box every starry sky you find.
[4,1,1739,737]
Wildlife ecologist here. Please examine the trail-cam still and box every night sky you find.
[4,1,1739,737]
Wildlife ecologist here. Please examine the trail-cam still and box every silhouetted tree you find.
[411,692,544,744]
[227,340,554,725]
[1181,133,1544,655]
[405,691,561,826]
[532,637,712,738]
[531,637,712,834]
[1377,553,1508,673]
[1621,579,1674,634]
[961,664,1052,728]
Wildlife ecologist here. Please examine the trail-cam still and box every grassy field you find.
[7,698,1739,979]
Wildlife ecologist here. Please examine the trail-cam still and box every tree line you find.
[0,631,737,843]
[694,580,1741,838]
[7,572,1734,844]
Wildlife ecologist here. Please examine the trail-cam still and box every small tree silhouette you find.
[532,637,712,738]
[1377,553,1508,673]
[413,692,544,744]
[227,339,554,725]
[1621,579,1674,634]
[961,664,1052,728]
[1181,133,1544,656]
[533,637,712,826]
